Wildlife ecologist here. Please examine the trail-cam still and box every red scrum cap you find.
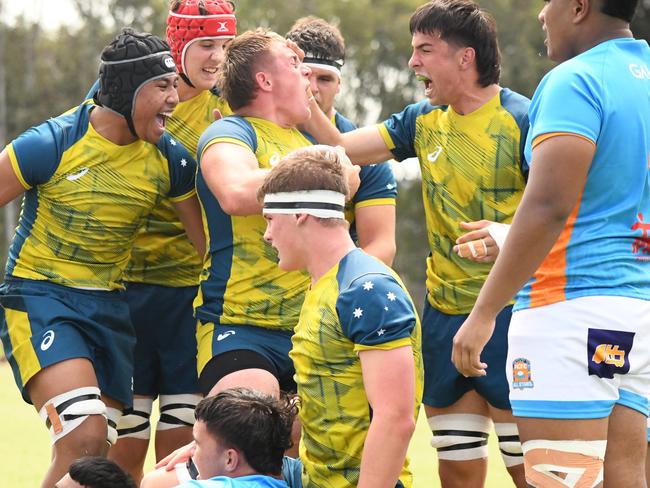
[166,0,236,80]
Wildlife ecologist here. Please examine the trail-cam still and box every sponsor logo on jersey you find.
[588,328,634,379]
[632,212,650,258]
[629,63,650,80]
[217,330,236,341]
[512,358,534,390]
[427,146,443,163]
[66,168,89,181]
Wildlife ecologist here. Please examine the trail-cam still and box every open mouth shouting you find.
[416,74,433,98]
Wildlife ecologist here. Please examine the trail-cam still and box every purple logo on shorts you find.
[587,328,635,379]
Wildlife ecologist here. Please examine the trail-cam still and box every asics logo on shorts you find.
[587,328,634,379]
[40,330,55,351]
[66,168,89,181]
[217,330,236,341]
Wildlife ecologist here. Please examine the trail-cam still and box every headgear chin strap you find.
[167,0,237,87]
[96,29,177,138]
[263,190,346,219]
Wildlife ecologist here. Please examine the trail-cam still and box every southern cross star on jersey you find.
[170,138,177,146]
[180,159,188,167]
[387,291,397,301]
[353,307,363,318]
[362,281,374,291]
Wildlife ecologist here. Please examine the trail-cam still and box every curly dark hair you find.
[286,16,345,63]
[194,388,298,476]
[68,457,137,488]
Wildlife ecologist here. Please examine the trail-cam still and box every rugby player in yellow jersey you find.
[148,28,359,484]
[286,17,398,265]
[301,1,529,487]
[0,29,204,488]
[259,145,423,488]
[105,2,236,483]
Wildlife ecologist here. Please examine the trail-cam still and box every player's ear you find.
[224,448,240,472]
[295,213,309,225]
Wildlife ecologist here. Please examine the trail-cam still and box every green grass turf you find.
[0,361,514,486]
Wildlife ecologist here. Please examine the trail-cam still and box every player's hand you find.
[155,441,196,471]
[452,312,495,377]
[453,220,499,263]
[336,146,360,200]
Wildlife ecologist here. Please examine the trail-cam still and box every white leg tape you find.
[522,439,607,488]
[38,386,106,445]
[117,397,153,440]
[428,414,492,461]
[105,407,123,445]
[157,394,201,431]
[494,422,523,467]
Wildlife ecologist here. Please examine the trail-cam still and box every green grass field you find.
[0,361,513,486]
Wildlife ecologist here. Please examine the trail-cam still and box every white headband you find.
[303,62,341,78]
[263,190,345,219]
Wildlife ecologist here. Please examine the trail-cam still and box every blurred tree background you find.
[0,0,649,307]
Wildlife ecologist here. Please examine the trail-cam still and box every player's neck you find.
[90,107,139,146]
[177,79,204,103]
[236,96,298,129]
[449,83,500,116]
[306,228,356,284]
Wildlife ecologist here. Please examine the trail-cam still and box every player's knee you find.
[494,422,523,467]
[39,386,118,448]
[522,439,606,488]
[157,394,202,431]
[428,414,491,461]
[117,397,154,440]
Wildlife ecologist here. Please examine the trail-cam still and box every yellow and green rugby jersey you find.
[292,249,423,488]
[378,89,530,314]
[194,116,311,331]
[124,90,232,286]
[334,112,397,243]
[5,101,197,290]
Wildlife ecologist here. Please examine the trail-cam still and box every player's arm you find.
[0,148,27,206]
[358,345,416,488]
[355,204,396,266]
[173,194,206,258]
[201,142,269,216]
[453,134,595,376]
[304,103,393,165]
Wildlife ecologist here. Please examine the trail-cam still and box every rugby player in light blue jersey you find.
[454,1,650,486]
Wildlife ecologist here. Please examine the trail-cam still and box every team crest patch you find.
[512,358,534,390]
[588,328,634,379]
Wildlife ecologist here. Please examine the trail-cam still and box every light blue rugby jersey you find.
[517,38,650,310]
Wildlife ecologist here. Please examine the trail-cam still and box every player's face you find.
[539,0,575,62]
[267,41,313,126]
[264,213,306,271]
[408,31,465,105]
[132,74,180,144]
[184,38,230,90]
[192,421,229,479]
[308,66,340,117]
[54,473,83,488]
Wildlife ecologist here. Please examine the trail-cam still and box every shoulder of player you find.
[335,251,399,293]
